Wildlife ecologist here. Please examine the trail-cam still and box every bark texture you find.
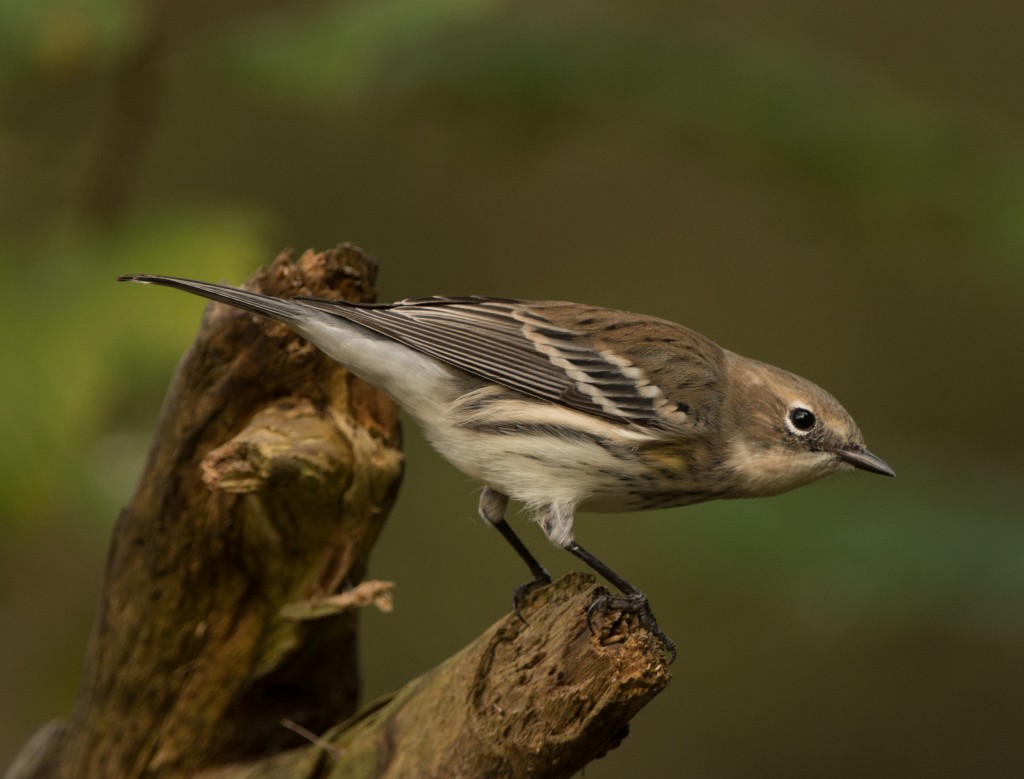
[198,572,671,779]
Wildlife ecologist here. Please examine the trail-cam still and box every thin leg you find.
[564,540,642,596]
[564,540,676,663]
[493,518,551,586]
[478,488,552,619]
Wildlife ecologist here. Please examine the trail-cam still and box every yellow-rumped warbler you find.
[120,274,893,656]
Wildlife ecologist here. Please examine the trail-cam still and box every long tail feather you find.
[118,274,309,323]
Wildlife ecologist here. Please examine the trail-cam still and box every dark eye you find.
[788,407,816,432]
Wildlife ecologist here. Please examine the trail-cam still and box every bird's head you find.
[722,354,894,498]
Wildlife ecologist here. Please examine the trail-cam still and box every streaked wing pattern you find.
[296,296,677,430]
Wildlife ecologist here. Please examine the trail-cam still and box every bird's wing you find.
[297,295,722,433]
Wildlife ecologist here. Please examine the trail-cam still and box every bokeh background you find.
[3,0,1023,775]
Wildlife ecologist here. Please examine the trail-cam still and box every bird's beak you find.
[835,446,895,477]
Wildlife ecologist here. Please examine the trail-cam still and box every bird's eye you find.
[788,407,816,433]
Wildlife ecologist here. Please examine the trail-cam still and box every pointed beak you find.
[835,446,895,477]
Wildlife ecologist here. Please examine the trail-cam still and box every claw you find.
[586,591,677,663]
[511,573,553,624]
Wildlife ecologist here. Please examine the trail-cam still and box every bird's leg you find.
[478,488,552,620]
[536,504,675,659]
[560,537,677,663]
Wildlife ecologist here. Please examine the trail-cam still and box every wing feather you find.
[297,295,711,432]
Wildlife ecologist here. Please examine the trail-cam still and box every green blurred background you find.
[2,0,1023,775]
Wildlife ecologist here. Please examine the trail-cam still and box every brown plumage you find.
[120,276,895,659]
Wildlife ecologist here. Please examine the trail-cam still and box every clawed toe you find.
[512,574,553,623]
[586,592,677,663]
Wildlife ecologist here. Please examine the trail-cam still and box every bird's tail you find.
[118,274,309,324]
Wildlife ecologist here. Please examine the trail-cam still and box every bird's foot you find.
[512,573,553,624]
[586,591,677,663]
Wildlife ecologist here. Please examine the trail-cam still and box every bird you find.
[119,273,894,659]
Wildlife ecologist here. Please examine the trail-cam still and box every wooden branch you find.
[199,573,672,779]
[7,245,673,779]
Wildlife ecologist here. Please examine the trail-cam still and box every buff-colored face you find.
[724,357,892,497]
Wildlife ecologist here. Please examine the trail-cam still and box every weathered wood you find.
[198,573,672,779]
[9,246,404,779]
